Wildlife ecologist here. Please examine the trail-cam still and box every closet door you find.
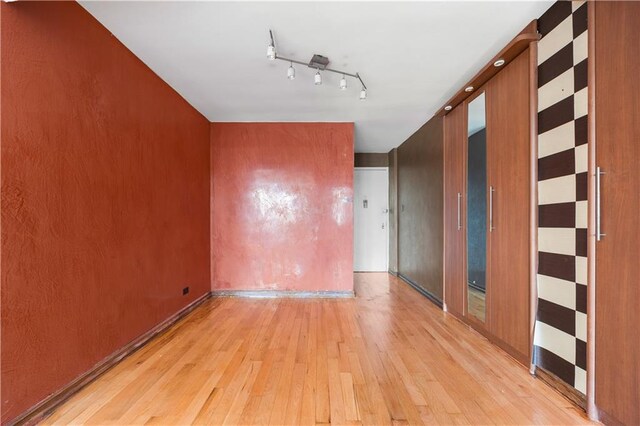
[594,2,640,424]
[486,48,531,362]
[444,104,466,317]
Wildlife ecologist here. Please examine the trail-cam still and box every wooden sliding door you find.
[444,104,466,317]
[593,2,640,424]
[486,49,531,362]
[442,45,533,366]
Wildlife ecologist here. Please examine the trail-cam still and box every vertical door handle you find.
[457,192,462,231]
[596,167,606,241]
[489,186,495,232]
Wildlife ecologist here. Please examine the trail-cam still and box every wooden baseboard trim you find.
[10,292,212,426]
[454,313,530,369]
[445,308,466,322]
[489,335,530,368]
[397,273,443,308]
[533,365,587,412]
[595,407,624,426]
[211,290,354,299]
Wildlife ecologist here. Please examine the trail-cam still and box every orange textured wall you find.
[211,123,354,292]
[1,2,210,422]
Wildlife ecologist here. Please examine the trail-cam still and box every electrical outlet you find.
[182,286,189,295]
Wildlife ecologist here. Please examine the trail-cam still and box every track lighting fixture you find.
[266,29,368,100]
[340,75,347,90]
[267,30,276,60]
[287,63,295,80]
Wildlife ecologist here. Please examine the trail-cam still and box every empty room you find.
[1,1,638,425]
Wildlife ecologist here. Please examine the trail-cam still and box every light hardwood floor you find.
[467,286,486,323]
[42,273,592,425]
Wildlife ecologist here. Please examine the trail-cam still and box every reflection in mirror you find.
[466,92,487,323]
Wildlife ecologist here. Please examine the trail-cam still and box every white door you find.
[353,168,389,271]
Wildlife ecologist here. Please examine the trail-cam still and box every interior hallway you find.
[43,273,591,425]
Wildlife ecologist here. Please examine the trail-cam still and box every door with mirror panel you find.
[444,47,532,365]
[466,92,488,324]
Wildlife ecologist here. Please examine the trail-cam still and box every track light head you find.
[314,70,322,86]
[267,29,277,60]
[360,87,367,100]
[287,63,295,80]
[340,75,347,90]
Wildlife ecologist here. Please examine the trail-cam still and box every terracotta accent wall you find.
[211,123,354,292]
[0,2,210,423]
[397,116,444,302]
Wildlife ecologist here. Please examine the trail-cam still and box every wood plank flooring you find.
[467,287,486,323]
[42,273,592,425]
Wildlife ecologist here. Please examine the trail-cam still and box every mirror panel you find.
[466,92,487,323]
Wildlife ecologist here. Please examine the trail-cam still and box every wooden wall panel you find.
[388,149,399,274]
[486,49,531,363]
[594,2,640,424]
[397,116,444,301]
[443,104,466,316]
[354,153,389,167]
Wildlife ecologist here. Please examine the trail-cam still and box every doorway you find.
[353,167,389,272]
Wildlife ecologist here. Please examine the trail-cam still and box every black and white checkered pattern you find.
[533,0,588,395]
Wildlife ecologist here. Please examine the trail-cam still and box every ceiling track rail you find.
[268,29,368,95]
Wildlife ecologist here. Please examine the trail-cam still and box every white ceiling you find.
[79,1,552,153]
